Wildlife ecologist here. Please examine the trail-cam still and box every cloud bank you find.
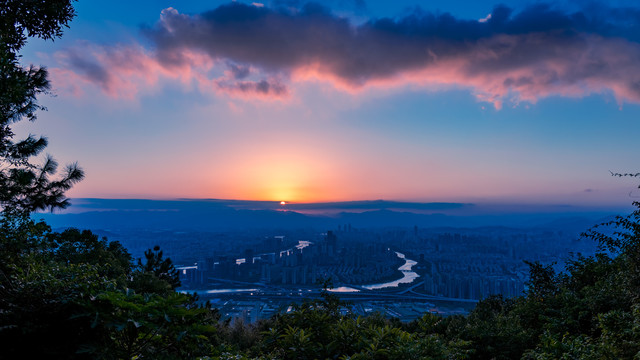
[54,2,640,107]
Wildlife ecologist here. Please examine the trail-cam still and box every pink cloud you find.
[50,3,640,107]
[293,33,640,109]
[51,43,289,101]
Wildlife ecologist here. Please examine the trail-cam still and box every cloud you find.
[51,40,288,100]
[227,62,251,79]
[217,77,288,96]
[273,0,366,13]
[478,14,492,23]
[54,2,640,107]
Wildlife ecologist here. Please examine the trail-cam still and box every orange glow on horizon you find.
[217,140,339,203]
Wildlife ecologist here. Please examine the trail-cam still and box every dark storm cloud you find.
[56,1,640,104]
[273,0,366,13]
[139,2,640,104]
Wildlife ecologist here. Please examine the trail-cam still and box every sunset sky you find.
[16,0,640,206]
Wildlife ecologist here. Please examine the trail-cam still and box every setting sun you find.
[217,138,343,203]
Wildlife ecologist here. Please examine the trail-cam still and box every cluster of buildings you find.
[180,231,403,288]
[135,223,599,323]
[404,228,595,300]
[422,272,525,299]
[215,296,470,325]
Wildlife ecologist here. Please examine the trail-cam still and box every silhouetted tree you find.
[0,0,83,214]
[130,245,181,294]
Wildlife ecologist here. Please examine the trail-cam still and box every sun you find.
[280,201,286,205]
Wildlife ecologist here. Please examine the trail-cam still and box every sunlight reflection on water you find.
[360,252,419,290]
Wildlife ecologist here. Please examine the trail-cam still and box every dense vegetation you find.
[4,204,640,359]
[3,1,640,359]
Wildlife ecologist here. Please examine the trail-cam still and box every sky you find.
[16,0,640,207]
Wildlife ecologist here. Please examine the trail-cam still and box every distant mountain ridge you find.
[61,198,470,212]
[33,198,626,234]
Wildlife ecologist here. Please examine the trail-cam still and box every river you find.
[360,252,420,290]
[181,247,419,294]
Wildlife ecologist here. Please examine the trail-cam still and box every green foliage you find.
[131,245,181,294]
[79,290,218,359]
[5,179,640,360]
[452,296,531,360]
[0,0,83,213]
[0,211,122,358]
[0,210,220,358]
[0,6,218,357]
[251,289,471,359]
[1,0,77,52]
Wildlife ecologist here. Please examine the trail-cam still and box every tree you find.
[130,245,181,295]
[0,4,222,358]
[0,216,131,358]
[0,4,89,354]
[0,0,83,214]
[79,290,218,359]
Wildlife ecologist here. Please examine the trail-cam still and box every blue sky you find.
[16,0,640,208]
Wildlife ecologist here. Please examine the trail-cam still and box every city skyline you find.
[17,0,640,206]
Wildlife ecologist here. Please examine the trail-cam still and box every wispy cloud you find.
[51,40,288,100]
[53,2,640,107]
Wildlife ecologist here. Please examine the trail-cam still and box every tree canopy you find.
[0,0,83,214]
[0,3,218,358]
